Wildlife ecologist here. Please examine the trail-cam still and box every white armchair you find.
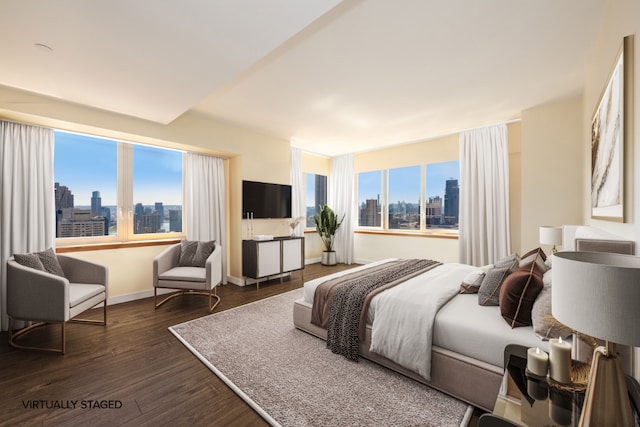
[7,253,108,354]
[153,242,222,312]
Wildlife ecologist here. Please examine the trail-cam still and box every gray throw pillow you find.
[178,241,199,266]
[494,253,520,268]
[531,285,572,340]
[478,267,511,306]
[178,240,216,267]
[37,248,66,277]
[13,253,46,271]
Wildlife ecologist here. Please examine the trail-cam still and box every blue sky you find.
[54,131,182,206]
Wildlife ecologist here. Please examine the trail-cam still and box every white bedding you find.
[433,293,551,367]
[369,263,476,381]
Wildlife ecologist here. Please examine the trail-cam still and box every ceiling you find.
[0,1,606,156]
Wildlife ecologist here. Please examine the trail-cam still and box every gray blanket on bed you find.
[325,259,441,361]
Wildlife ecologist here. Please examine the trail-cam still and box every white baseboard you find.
[106,288,174,306]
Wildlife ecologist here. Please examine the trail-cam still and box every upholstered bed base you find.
[293,299,502,412]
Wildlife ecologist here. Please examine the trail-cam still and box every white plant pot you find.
[321,251,337,266]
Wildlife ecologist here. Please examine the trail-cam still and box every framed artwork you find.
[591,35,633,222]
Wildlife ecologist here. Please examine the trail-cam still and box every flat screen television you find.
[242,180,292,219]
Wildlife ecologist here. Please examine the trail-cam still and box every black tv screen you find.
[242,180,292,219]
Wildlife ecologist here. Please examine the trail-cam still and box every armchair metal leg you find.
[8,317,66,355]
[8,303,107,355]
[154,286,221,313]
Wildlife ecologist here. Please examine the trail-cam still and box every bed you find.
[292,227,636,412]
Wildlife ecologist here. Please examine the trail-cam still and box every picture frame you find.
[591,35,634,222]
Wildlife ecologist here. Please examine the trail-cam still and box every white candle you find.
[527,347,549,376]
[549,337,572,383]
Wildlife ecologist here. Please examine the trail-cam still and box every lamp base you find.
[579,344,634,427]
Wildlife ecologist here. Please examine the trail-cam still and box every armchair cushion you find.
[178,240,215,267]
[158,266,206,283]
[13,248,65,277]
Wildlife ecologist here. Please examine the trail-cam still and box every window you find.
[54,132,118,238]
[425,161,459,230]
[133,145,183,234]
[305,173,327,227]
[54,130,184,243]
[388,166,420,230]
[357,170,383,227]
[356,161,459,233]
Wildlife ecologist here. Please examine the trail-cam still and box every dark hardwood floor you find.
[0,262,484,427]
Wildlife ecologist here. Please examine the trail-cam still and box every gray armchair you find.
[7,254,108,354]
[153,242,222,312]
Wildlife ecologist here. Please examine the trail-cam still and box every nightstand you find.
[478,344,640,427]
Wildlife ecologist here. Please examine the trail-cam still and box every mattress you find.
[433,292,551,367]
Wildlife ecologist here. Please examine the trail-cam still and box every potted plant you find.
[313,204,345,266]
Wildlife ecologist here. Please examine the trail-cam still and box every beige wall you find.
[583,0,640,243]
[519,96,584,253]
[580,0,640,379]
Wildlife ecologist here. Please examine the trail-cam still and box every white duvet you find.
[369,263,476,381]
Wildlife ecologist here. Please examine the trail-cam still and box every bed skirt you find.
[293,298,502,412]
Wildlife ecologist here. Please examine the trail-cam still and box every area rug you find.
[169,288,473,427]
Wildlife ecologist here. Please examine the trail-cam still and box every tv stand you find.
[242,236,304,289]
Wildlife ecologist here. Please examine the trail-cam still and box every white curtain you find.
[0,121,55,331]
[459,123,510,266]
[290,147,305,236]
[328,154,355,264]
[185,153,227,284]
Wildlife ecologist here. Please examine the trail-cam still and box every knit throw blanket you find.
[324,259,441,361]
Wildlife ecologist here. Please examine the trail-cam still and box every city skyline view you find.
[358,160,460,204]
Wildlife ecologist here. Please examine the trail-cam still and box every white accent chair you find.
[6,255,108,355]
[153,242,222,312]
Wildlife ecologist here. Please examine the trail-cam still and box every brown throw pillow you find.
[499,262,545,328]
[519,247,548,273]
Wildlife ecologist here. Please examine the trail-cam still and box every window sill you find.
[354,229,458,240]
[56,239,181,253]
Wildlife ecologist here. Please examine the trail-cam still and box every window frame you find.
[355,162,459,236]
[54,130,185,247]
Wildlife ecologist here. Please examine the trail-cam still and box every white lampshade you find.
[552,251,640,346]
[539,226,563,246]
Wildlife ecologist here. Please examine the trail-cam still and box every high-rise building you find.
[360,198,381,227]
[57,209,106,237]
[55,183,74,210]
[170,209,182,232]
[155,202,164,221]
[425,196,443,226]
[91,191,102,217]
[444,179,459,226]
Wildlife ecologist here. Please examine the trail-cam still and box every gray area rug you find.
[170,288,473,427]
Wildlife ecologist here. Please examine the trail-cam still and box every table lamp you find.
[540,226,563,253]
[552,251,640,427]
